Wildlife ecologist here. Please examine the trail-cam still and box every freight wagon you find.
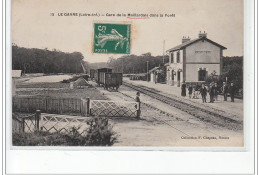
[94,68,122,90]
[99,72,123,90]
[94,68,112,85]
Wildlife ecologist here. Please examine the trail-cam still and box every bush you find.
[13,131,46,146]
[86,117,118,146]
[12,117,118,146]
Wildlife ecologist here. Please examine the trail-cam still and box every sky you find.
[12,0,243,63]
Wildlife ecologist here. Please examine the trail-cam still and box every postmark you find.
[93,23,131,54]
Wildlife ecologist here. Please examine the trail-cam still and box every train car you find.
[99,72,123,90]
[94,68,113,86]
[94,68,112,84]
[89,69,96,80]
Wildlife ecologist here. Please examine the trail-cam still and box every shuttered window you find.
[177,52,180,63]
[171,52,174,63]
[198,70,207,81]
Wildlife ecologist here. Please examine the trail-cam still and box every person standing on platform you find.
[155,73,158,84]
[221,82,228,101]
[181,81,186,97]
[192,86,196,99]
[188,85,193,99]
[214,82,219,101]
[195,83,200,99]
[200,84,207,103]
[229,83,236,102]
[135,92,141,119]
[209,83,215,103]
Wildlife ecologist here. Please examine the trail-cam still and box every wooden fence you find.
[40,113,91,136]
[89,100,139,117]
[12,115,24,133]
[12,99,140,135]
[13,96,139,118]
[13,97,89,116]
[12,112,39,133]
[13,111,91,136]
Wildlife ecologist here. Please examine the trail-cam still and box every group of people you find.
[135,81,236,119]
[181,81,236,103]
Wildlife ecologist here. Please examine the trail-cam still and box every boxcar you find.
[94,68,112,85]
[100,73,123,90]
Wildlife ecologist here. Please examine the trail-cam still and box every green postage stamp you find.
[93,23,131,54]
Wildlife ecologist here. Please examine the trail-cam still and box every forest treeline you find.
[106,54,243,76]
[106,53,169,73]
[12,44,87,73]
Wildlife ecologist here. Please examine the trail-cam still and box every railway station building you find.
[166,32,227,87]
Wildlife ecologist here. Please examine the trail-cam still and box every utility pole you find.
[163,40,165,64]
[146,61,149,82]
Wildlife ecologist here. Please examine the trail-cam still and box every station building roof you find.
[167,37,227,52]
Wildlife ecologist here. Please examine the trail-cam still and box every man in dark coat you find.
[181,81,186,97]
[221,82,228,101]
[188,85,193,99]
[195,83,200,99]
[209,83,215,103]
[135,92,141,119]
[229,83,236,102]
[214,82,219,101]
[200,84,207,103]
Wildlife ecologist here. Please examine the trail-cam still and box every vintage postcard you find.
[10,0,245,148]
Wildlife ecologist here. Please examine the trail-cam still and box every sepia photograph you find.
[11,0,244,147]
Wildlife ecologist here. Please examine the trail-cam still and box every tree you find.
[12,44,88,73]
[106,53,169,74]
[205,56,243,95]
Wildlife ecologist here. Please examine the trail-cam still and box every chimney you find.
[198,31,207,38]
[182,36,191,43]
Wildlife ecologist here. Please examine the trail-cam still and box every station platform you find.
[123,78,244,121]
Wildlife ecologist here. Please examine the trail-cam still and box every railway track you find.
[117,89,223,140]
[123,81,243,131]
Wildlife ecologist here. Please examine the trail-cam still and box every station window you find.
[171,52,174,63]
[198,70,207,81]
[176,51,180,63]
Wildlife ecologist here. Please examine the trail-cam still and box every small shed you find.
[149,67,159,83]
[12,70,22,96]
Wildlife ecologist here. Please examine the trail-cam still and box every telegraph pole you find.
[163,40,165,64]
[146,61,149,82]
